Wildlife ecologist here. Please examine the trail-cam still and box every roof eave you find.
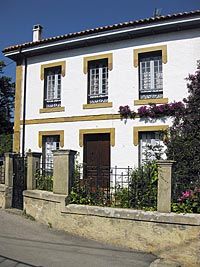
[4,15,200,61]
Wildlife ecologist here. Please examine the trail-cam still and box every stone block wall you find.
[23,190,200,267]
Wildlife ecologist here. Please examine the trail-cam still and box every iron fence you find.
[35,161,53,192]
[69,163,158,210]
[0,163,5,184]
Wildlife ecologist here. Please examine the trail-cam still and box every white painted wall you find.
[22,28,200,167]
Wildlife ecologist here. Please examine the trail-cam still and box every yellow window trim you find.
[40,61,66,80]
[133,125,168,146]
[134,98,168,106]
[83,53,113,74]
[133,45,167,68]
[38,130,64,148]
[39,106,65,113]
[79,128,115,147]
[83,102,113,109]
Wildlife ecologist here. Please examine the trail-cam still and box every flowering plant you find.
[119,102,185,120]
[119,105,136,119]
[172,188,200,213]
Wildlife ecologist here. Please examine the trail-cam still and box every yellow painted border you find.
[38,130,64,148]
[133,45,167,68]
[40,61,66,80]
[83,102,113,109]
[13,64,23,153]
[133,125,168,146]
[134,98,168,106]
[79,128,115,147]
[83,53,113,74]
[21,114,121,125]
[39,106,65,113]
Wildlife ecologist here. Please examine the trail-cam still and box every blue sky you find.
[1,0,199,80]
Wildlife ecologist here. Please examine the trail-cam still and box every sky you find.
[1,0,200,80]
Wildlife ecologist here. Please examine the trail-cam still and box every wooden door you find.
[83,133,110,190]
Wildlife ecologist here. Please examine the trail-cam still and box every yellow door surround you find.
[79,128,115,147]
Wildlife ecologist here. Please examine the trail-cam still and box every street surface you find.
[0,209,156,267]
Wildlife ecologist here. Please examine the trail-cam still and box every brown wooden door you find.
[83,133,110,190]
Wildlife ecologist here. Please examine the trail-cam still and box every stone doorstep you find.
[150,258,182,267]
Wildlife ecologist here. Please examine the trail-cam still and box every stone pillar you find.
[27,152,42,190]
[157,160,175,213]
[4,153,14,187]
[3,153,14,208]
[53,150,77,195]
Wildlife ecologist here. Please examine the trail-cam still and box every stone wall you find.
[24,190,200,267]
[0,185,12,209]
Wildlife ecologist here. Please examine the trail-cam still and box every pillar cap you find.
[157,160,175,166]
[4,152,15,158]
[27,152,42,157]
[52,149,77,156]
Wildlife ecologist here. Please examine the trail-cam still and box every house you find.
[3,10,200,171]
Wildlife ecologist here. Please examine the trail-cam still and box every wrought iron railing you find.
[88,94,108,104]
[44,98,61,108]
[69,163,158,210]
[35,161,53,192]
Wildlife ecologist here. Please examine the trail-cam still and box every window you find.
[139,51,163,99]
[42,135,60,167]
[139,131,164,165]
[44,66,61,108]
[88,59,108,104]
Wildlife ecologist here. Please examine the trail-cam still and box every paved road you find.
[0,209,156,267]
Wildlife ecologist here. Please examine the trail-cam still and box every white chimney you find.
[32,24,43,42]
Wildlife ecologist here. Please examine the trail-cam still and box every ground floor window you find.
[42,135,60,167]
[139,131,164,164]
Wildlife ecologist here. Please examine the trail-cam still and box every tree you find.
[0,61,15,154]
[166,64,200,190]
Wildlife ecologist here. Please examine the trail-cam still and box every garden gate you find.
[12,154,27,209]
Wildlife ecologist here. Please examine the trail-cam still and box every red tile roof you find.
[3,10,200,53]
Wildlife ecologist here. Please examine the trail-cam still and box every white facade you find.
[5,15,200,168]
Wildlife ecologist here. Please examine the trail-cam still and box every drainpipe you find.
[22,57,27,157]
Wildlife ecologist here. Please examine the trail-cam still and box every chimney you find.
[32,24,43,42]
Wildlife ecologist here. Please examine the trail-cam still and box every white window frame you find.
[139,132,164,165]
[42,136,60,168]
[88,60,108,103]
[139,53,163,99]
[44,67,61,107]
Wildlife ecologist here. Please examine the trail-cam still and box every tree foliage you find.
[166,65,200,188]
[0,61,15,154]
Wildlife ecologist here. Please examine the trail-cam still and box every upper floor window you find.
[88,59,108,104]
[139,51,163,100]
[44,66,61,108]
